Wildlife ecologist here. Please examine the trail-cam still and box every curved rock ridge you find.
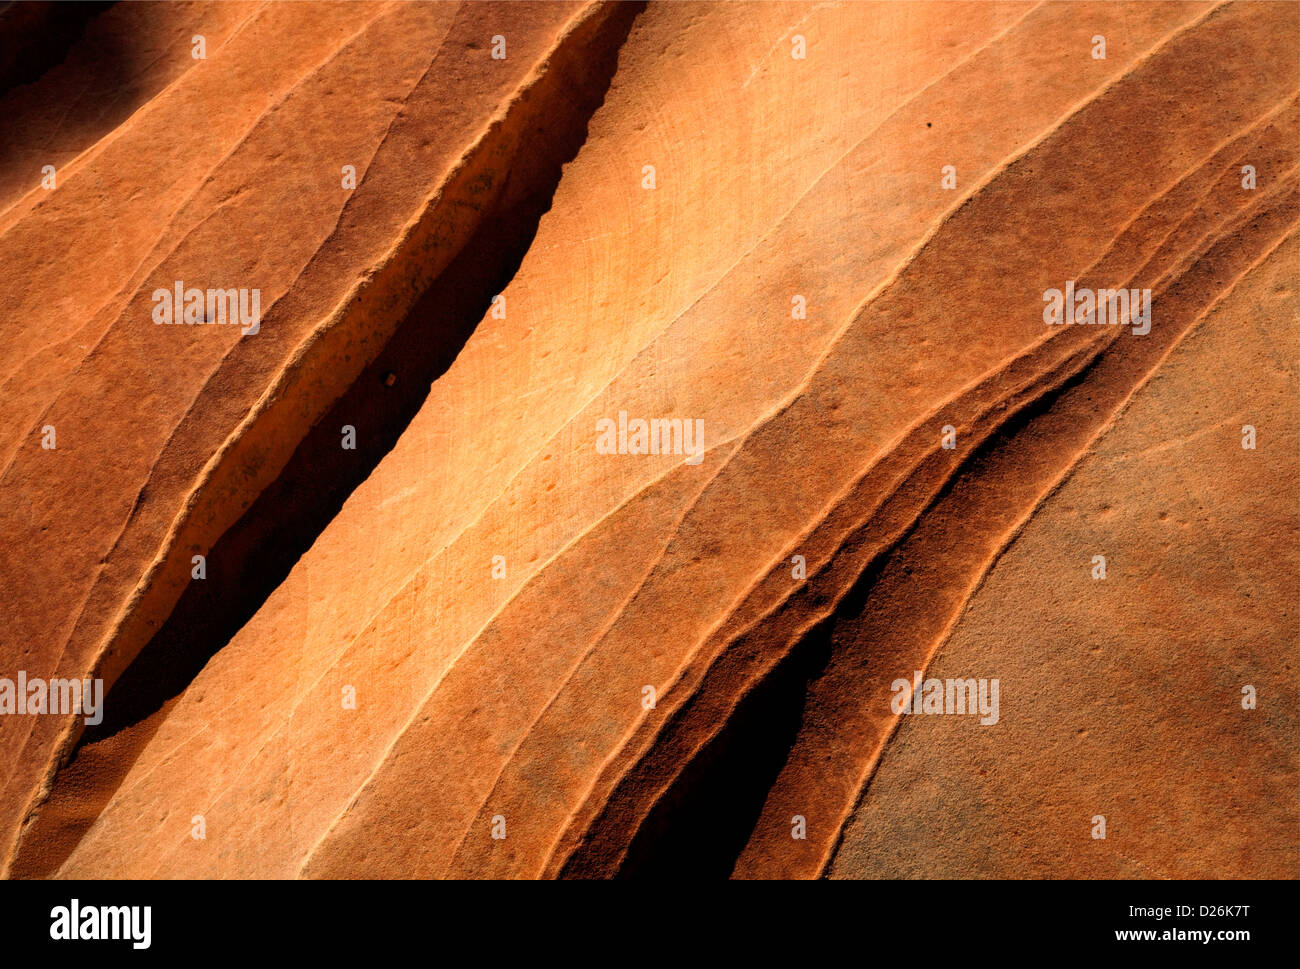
[828,227,1300,879]
[559,106,1300,878]
[1,0,620,875]
[2,0,1295,880]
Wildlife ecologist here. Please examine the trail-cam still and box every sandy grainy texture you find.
[0,0,1295,880]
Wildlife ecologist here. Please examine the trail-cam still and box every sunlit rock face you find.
[1,0,1294,880]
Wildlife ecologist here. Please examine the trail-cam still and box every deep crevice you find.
[591,184,1298,881]
[612,610,835,879]
[11,0,644,878]
[603,359,1095,881]
[557,328,1111,878]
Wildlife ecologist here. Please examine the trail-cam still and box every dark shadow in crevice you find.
[11,1,644,878]
[613,615,835,879]
[0,1,114,95]
[0,0,133,190]
[606,350,1102,880]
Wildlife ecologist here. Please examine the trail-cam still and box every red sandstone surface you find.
[0,0,1295,879]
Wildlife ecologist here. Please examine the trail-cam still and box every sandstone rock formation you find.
[1,0,1295,879]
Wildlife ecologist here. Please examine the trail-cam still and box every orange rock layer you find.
[0,0,1295,879]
